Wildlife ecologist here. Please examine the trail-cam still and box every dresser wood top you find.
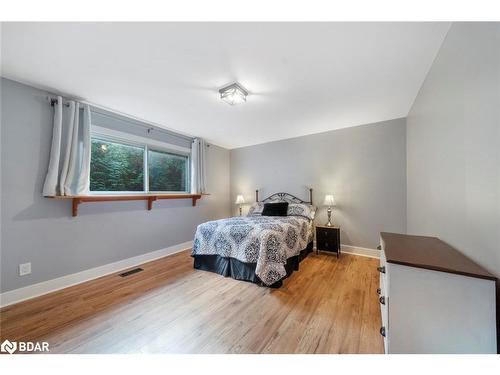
[380,232,496,281]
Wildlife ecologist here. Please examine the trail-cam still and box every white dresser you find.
[378,232,497,354]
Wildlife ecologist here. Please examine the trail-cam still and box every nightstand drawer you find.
[316,229,336,242]
[319,239,337,251]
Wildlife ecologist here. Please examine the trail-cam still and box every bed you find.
[192,189,316,287]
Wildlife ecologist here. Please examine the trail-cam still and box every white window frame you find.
[90,125,191,195]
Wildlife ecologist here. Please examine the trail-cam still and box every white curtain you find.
[190,138,207,194]
[42,97,91,196]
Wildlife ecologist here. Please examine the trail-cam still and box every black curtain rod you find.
[50,98,71,107]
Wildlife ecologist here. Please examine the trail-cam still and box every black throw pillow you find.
[261,202,289,216]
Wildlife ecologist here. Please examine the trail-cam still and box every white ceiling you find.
[1,22,450,149]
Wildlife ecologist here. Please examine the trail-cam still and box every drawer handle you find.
[380,326,386,337]
[376,288,381,295]
[377,245,382,250]
[377,266,386,274]
[379,296,385,305]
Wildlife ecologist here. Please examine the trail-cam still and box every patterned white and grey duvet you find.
[192,215,313,286]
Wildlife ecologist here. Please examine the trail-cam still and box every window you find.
[148,149,188,192]
[89,130,190,194]
[90,138,145,192]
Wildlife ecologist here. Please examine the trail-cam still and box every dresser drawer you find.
[380,304,388,352]
[379,246,388,288]
[379,269,387,297]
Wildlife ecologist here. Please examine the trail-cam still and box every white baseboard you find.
[340,244,380,259]
[0,241,193,308]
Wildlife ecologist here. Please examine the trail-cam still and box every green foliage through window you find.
[90,137,189,193]
[148,149,188,192]
[90,139,144,191]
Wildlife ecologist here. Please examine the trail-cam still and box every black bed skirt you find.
[192,241,313,288]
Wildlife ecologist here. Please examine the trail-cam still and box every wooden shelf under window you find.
[46,194,205,217]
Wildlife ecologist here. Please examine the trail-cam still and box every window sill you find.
[46,193,207,216]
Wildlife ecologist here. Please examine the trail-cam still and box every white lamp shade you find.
[323,194,335,206]
[235,195,245,204]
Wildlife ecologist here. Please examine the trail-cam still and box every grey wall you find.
[407,23,500,277]
[0,78,231,292]
[230,118,407,249]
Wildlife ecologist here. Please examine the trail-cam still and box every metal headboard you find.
[255,188,313,205]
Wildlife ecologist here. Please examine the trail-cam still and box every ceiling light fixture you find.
[219,82,248,105]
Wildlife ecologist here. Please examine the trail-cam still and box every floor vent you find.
[119,268,144,277]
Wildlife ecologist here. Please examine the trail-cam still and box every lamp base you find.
[325,207,333,226]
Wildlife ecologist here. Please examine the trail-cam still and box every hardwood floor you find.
[0,250,383,354]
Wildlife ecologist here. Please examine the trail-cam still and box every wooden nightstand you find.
[315,225,341,257]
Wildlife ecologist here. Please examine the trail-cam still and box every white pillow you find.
[247,202,264,216]
[287,203,316,220]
